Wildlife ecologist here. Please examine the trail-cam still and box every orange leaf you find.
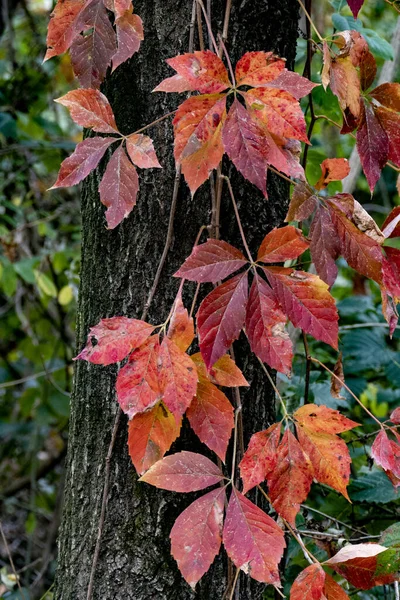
[126,134,161,169]
[158,337,198,418]
[208,354,248,387]
[167,292,195,352]
[257,226,309,263]
[235,51,285,87]
[290,564,326,600]
[55,89,118,134]
[371,83,400,112]
[239,422,281,494]
[330,57,361,118]
[315,158,350,191]
[294,404,359,435]
[324,573,350,600]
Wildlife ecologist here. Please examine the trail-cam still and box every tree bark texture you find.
[55,1,299,599]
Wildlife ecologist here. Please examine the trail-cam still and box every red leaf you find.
[324,573,350,600]
[222,99,288,196]
[172,94,226,194]
[264,267,339,349]
[104,0,132,18]
[267,429,313,526]
[116,336,162,418]
[112,11,143,72]
[167,292,195,352]
[315,158,350,191]
[371,430,399,474]
[239,423,281,494]
[165,50,230,94]
[175,239,247,283]
[235,51,285,88]
[294,404,359,435]
[245,273,293,374]
[128,403,181,475]
[257,226,309,263]
[296,423,352,500]
[382,247,400,298]
[245,88,309,143]
[208,354,249,387]
[381,289,399,337]
[197,272,249,369]
[357,101,389,191]
[265,69,319,100]
[126,134,161,169]
[347,0,364,17]
[75,316,154,365]
[223,489,285,584]
[310,206,340,287]
[327,202,383,284]
[186,380,234,461]
[360,51,377,92]
[375,106,400,167]
[69,0,116,89]
[329,57,361,119]
[153,73,192,93]
[44,0,85,61]
[170,488,226,589]
[290,564,326,600]
[55,89,118,134]
[382,206,400,239]
[139,450,224,491]
[325,543,395,590]
[99,144,139,229]
[51,136,117,189]
[390,408,400,424]
[158,337,198,418]
[285,182,318,222]
[371,83,400,111]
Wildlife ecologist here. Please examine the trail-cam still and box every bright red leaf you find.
[158,337,198,418]
[175,239,247,283]
[75,316,154,365]
[162,50,231,94]
[235,51,285,87]
[197,272,249,369]
[170,487,226,589]
[257,225,309,263]
[186,380,234,461]
[223,489,285,584]
[290,563,326,600]
[239,422,281,494]
[139,451,224,492]
[371,430,400,477]
[55,89,118,134]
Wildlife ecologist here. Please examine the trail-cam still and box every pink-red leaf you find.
[257,225,309,263]
[128,403,181,475]
[75,316,154,365]
[186,380,234,461]
[371,430,400,475]
[197,272,249,369]
[167,292,195,352]
[223,489,285,584]
[139,450,224,491]
[357,101,389,191]
[310,206,340,287]
[290,563,326,600]
[99,144,139,229]
[158,337,198,418]
[153,73,192,93]
[51,136,117,189]
[126,134,161,169]
[112,11,143,72]
[267,429,313,526]
[165,50,230,94]
[239,423,281,494]
[115,336,161,418]
[55,89,118,134]
[264,267,339,349]
[265,69,319,100]
[245,273,293,374]
[170,487,226,589]
[175,239,247,283]
[391,408,400,424]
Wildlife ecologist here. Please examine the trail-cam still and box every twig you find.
[220,175,253,262]
[231,406,242,482]
[220,0,233,57]
[228,567,240,600]
[395,581,399,600]
[257,358,288,418]
[132,111,176,136]
[339,322,400,331]
[302,332,312,404]
[218,33,235,86]
[0,520,24,596]
[296,0,323,41]
[196,0,219,54]
[86,409,121,600]
[189,0,197,52]
[300,504,368,536]
[0,366,65,389]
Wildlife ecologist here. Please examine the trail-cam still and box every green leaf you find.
[349,468,399,503]
[380,523,400,548]
[34,270,57,297]
[14,258,40,284]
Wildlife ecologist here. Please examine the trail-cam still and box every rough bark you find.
[55,1,299,599]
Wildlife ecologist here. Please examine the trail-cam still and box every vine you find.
[45,0,400,597]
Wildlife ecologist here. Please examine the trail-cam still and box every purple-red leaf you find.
[357,101,389,192]
[310,205,340,287]
[285,182,318,222]
[175,239,247,283]
[139,451,224,492]
[197,272,249,369]
[112,11,143,72]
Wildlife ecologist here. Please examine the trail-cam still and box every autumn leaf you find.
[360,51,377,92]
[75,316,154,365]
[324,573,350,599]
[51,136,118,189]
[170,487,226,589]
[207,354,248,387]
[347,0,365,18]
[239,423,281,494]
[290,563,326,600]
[329,56,361,119]
[197,272,249,369]
[139,451,225,492]
[128,403,181,475]
[382,206,400,239]
[374,106,400,168]
[223,488,285,584]
[158,336,198,418]
[285,182,318,222]
[315,158,350,191]
[265,69,319,99]
[112,10,143,72]
[55,89,119,134]
[382,247,400,299]
[173,94,226,193]
[186,380,234,461]
[310,205,340,287]
[44,0,86,61]
[126,134,161,169]
[257,226,309,263]
[331,353,345,399]
[167,292,195,352]
[159,50,231,94]
[264,267,339,349]
[267,429,313,526]
[356,100,389,191]
[293,404,359,435]
[175,239,247,283]
[371,430,400,477]
[235,51,285,88]
[116,336,161,418]
[370,83,400,111]
[390,408,400,424]
[245,273,293,374]
[98,144,139,229]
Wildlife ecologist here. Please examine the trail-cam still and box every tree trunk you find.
[55,1,299,599]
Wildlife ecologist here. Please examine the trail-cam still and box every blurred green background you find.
[0,1,399,598]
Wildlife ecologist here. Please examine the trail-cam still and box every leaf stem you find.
[219,0,233,58]
[196,0,219,55]
[228,567,240,600]
[218,33,235,87]
[311,356,384,428]
[267,165,294,185]
[0,520,24,596]
[296,0,323,41]
[257,358,289,419]
[231,405,243,482]
[302,332,312,404]
[131,110,177,136]
[220,175,254,262]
